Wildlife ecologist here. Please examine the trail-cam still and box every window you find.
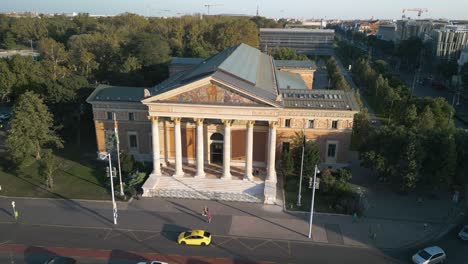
[331,120,338,129]
[327,143,336,158]
[282,142,290,153]
[107,112,113,120]
[128,112,134,121]
[128,133,138,149]
[308,120,315,128]
[285,119,291,127]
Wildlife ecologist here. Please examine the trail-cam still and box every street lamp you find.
[297,133,306,207]
[107,153,118,225]
[308,165,320,239]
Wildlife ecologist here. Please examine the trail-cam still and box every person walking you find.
[207,211,212,223]
[202,206,208,217]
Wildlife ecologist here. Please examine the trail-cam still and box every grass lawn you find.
[283,176,349,214]
[0,150,112,200]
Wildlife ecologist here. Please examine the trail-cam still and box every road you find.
[0,222,401,264]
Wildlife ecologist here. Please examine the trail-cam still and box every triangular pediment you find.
[144,78,278,107]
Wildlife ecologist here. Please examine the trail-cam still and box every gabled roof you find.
[153,43,279,103]
[170,57,205,65]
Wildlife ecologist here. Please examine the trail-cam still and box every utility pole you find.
[107,154,118,225]
[308,165,320,239]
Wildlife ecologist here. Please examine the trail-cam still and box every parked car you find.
[137,261,168,264]
[412,246,446,264]
[458,225,468,240]
[177,229,212,246]
[44,257,76,264]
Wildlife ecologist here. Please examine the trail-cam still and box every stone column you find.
[194,118,205,178]
[244,120,254,181]
[172,117,184,177]
[264,120,278,204]
[267,121,278,183]
[222,119,232,179]
[150,116,162,176]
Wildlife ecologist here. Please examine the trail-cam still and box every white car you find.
[137,262,168,264]
[412,246,446,264]
[458,225,468,240]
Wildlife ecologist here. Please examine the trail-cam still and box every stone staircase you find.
[146,176,264,203]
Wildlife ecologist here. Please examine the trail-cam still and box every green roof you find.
[275,60,317,69]
[91,85,148,102]
[276,70,308,89]
[170,57,205,65]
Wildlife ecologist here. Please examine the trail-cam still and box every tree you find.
[374,60,387,75]
[270,47,308,60]
[5,91,63,163]
[0,60,16,101]
[126,33,170,67]
[40,149,61,190]
[280,150,294,176]
[38,38,70,80]
[417,106,435,130]
[120,151,136,176]
[320,169,336,193]
[211,19,259,51]
[291,132,320,177]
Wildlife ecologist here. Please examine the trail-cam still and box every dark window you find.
[210,133,224,141]
[282,142,290,153]
[129,134,138,148]
[308,120,315,128]
[107,112,112,120]
[128,112,134,121]
[332,120,338,129]
[285,119,291,127]
[327,144,336,157]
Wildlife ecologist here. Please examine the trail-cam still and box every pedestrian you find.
[207,211,212,223]
[202,206,208,217]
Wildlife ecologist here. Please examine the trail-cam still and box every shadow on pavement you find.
[169,201,207,222]
[161,223,188,242]
[0,207,12,217]
[108,249,147,264]
[24,246,75,264]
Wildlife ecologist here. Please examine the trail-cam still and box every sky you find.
[1,0,467,20]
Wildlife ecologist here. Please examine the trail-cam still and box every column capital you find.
[268,121,279,128]
[148,116,159,123]
[222,119,233,126]
[171,117,182,124]
[246,120,255,127]
[194,118,204,125]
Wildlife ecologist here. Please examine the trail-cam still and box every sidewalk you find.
[0,195,461,250]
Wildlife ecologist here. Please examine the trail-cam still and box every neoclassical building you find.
[87,43,358,204]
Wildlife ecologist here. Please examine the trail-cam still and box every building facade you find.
[432,26,468,61]
[260,28,335,55]
[87,44,358,204]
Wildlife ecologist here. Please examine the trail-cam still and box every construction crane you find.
[204,4,222,15]
[402,8,428,19]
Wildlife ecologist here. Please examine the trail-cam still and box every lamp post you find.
[107,153,118,225]
[308,165,320,239]
[297,134,306,207]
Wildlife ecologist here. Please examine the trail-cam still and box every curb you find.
[0,195,132,205]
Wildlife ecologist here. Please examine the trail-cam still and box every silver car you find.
[458,225,468,240]
[412,246,446,264]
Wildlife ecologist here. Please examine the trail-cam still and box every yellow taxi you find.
[177,229,212,246]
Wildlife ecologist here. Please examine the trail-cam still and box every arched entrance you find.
[210,133,224,164]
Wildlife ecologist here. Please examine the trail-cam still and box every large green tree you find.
[5,91,63,163]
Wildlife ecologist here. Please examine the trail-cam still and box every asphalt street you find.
[0,222,401,264]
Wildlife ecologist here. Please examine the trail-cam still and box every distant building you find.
[0,50,40,59]
[376,24,397,41]
[300,19,327,28]
[396,19,448,42]
[432,25,468,61]
[260,28,335,55]
[457,45,468,71]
